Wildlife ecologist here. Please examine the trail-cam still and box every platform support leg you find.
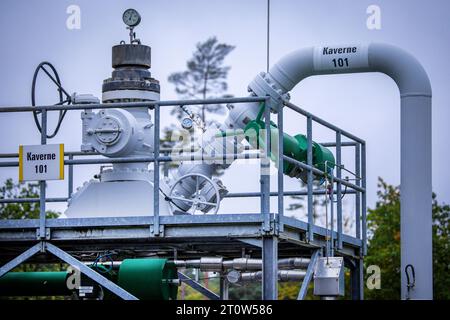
[351,258,364,300]
[0,242,43,278]
[262,236,278,300]
[297,249,321,300]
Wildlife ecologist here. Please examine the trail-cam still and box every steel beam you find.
[297,250,321,300]
[178,272,220,300]
[0,242,43,278]
[45,242,138,300]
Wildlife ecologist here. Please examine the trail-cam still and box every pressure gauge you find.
[226,270,241,284]
[122,9,141,27]
[181,117,194,130]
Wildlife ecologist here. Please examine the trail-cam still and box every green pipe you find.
[244,119,335,182]
[118,258,178,300]
[0,271,70,296]
[0,259,178,300]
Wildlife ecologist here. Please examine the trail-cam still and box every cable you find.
[91,252,115,274]
[266,0,270,72]
[405,264,416,299]
[31,62,72,139]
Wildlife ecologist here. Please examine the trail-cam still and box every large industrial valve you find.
[81,108,154,157]
[167,173,226,214]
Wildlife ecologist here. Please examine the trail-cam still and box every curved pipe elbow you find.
[267,42,431,99]
[367,43,431,97]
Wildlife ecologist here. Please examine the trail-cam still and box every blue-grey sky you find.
[0,0,449,231]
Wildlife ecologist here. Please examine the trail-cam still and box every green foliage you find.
[178,270,220,300]
[229,282,261,300]
[168,36,235,122]
[365,178,449,300]
[0,178,59,220]
[0,178,64,300]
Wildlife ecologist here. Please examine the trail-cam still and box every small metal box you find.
[313,257,345,296]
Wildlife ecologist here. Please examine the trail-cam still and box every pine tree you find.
[168,36,235,124]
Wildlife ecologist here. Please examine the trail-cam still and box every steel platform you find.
[0,96,366,300]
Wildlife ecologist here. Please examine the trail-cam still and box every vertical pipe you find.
[361,143,367,256]
[39,109,47,239]
[262,237,278,300]
[277,106,284,233]
[265,42,433,299]
[336,131,343,249]
[400,95,432,299]
[153,104,160,236]
[355,144,361,240]
[306,116,314,242]
[68,154,73,198]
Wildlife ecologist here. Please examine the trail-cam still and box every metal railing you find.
[0,96,366,299]
[0,96,366,248]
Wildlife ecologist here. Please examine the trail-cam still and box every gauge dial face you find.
[122,9,141,27]
[181,117,194,130]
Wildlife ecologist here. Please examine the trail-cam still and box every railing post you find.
[261,98,271,233]
[277,105,284,233]
[153,104,160,236]
[261,98,278,300]
[38,108,47,239]
[306,116,314,242]
[68,154,73,198]
[355,143,361,240]
[336,131,343,249]
[361,143,367,255]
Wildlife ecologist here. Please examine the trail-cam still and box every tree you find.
[168,36,235,124]
[365,178,449,299]
[1,178,64,299]
[0,178,59,220]
[253,178,449,300]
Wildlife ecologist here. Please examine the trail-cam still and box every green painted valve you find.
[244,119,335,182]
[118,258,178,300]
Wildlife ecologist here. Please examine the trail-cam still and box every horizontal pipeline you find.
[239,270,306,282]
[174,257,311,272]
[83,257,310,273]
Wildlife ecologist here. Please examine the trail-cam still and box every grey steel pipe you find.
[173,257,310,271]
[278,257,310,269]
[261,43,432,299]
[240,270,306,282]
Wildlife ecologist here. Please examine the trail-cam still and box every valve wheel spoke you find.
[168,173,221,215]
